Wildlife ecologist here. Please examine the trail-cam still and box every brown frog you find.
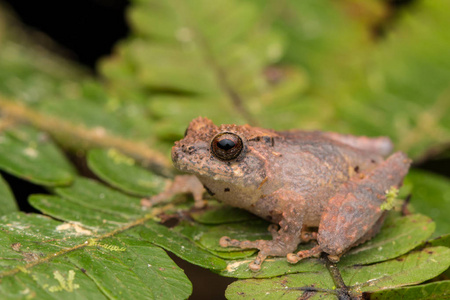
[145,117,411,271]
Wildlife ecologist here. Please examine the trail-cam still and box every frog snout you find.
[171,146,181,163]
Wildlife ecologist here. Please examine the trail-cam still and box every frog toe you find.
[219,236,263,249]
[287,245,322,264]
[249,252,268,272]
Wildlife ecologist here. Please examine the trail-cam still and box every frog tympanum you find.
[144,117,411,271]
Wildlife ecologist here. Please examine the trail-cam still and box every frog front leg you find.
[141,175,206,208]
[220,194,306,271]
[287,151,411,264]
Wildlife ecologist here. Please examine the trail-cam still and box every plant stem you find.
[0,96,173,176]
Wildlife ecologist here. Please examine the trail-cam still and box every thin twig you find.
[321,253,357,300]
[0,96,173,176]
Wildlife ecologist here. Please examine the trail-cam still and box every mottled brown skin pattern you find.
[170,117,411,271]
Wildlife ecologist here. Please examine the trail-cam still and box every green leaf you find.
[1,259,108,300]
[345,247,450,292]
[0,174,17,215]
[0,172,231,299]
[138,222,227,271]
[54,177,144,219]
[0,127,75,186]
[220,256,326,280]
[87,148,168,197]
[67,235,192,299]
[366,280,450,300]
[34,176,227,270]
[225,247,450,299]
[174,221,257,260]
[191,203,256,224]
[30,194,131,230]
[197,220,272,253]
[427,233,450,248]
[0,213,192,299]
[404,170,450,237]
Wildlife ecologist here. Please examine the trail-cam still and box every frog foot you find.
[286,245,322,264]
[220,236,294,272]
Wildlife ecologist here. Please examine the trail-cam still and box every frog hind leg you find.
[287,151,411,264]
[220,199,305,271]
[220,226,303,271]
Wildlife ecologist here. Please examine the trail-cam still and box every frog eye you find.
[211,132,243,161]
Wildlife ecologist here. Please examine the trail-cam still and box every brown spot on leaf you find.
[11,243,21,251]
[160,216,180,228]
[299,291,315,300]
[23,252,40,262]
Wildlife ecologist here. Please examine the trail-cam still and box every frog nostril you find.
[187,146,196,154]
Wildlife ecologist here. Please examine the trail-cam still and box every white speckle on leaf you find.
[23,147,38,158]
[56,223,92,235]
[99,193,105,199]
[378,246,383,251]
[193,233,203,241]
[7,222,30,230]
[20,288,30,295]
[226,260,252,272]
[365,278,377,286]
